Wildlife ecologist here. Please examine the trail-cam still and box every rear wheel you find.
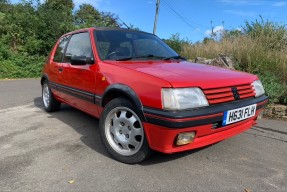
[42,81,61,112]
[100,97,151,164]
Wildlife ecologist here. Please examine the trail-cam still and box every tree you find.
[0,0,122,78]
[100,12,119,27]
[74,4,101,28]
[74,3,120,28]
[0,0,10,10]
[0,1,40,53]
[37,0,74,54]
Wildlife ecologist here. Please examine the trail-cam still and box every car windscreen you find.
[94,29,178,61]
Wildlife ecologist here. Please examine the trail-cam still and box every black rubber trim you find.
[101,84,143,108]
[101,84,145,121]
[144,95,268,128]
[41,74,49,85]
[48,82,102,105]
[145,115,224,128]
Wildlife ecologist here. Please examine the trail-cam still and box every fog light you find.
[176,132,196,146]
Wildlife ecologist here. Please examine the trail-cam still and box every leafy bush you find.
[258,73,287,104]
[0,55,45,78]
[0,0,120,79]
[243,16,287,51]
[163,33,190,54]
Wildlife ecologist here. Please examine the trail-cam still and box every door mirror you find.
[70,56,93,65]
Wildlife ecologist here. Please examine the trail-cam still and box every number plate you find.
[222,104,257,126]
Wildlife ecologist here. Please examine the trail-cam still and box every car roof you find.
[62,27,152,37]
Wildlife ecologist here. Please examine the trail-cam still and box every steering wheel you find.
[106,51,118,59]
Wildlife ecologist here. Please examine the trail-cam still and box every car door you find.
[48,35,70,97]
[59,31,99,115]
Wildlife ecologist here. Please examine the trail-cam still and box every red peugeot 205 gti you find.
[41,27,268,164]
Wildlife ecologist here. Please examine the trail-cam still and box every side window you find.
[64,32,93,63]
[53,35,70,62]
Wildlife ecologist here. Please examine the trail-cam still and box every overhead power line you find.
[161,0,208,36]
[161,0,195,29]
[164,0,208,28]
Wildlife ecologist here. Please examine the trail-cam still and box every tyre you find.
[42,81,61,112]
[100,97,151,164]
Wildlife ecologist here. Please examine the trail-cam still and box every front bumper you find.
[143,95,268,153]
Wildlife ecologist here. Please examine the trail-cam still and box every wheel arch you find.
[101,84,146,121]
[41,74,49,85]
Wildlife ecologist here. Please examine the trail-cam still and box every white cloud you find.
[205,25,224,36]
[236,27,243,31]
[272,1,287,7]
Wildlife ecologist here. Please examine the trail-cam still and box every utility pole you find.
[153,0,160,34]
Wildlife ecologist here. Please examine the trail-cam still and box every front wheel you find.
[42,81,61,112]
[99,98,151,164]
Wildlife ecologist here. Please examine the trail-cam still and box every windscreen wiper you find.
[116,54,164,61]
[162,55,187,61]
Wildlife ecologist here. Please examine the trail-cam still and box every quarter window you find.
[64,32,93,63]
[53,35,70,62]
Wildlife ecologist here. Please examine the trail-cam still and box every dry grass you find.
[181,35,287,83]
[179,34,287,103]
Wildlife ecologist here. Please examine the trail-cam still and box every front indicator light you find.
[176,132,196,146]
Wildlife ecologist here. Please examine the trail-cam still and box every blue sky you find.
[12,0,287,42]
[82,0,287,42]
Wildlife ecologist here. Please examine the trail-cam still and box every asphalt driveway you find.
[0,79,286,192]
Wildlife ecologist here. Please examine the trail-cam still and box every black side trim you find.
[144,95,268,128]
[94,95,102,106]
[48,82,102,105]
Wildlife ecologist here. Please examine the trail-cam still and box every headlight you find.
[252,80,265,97]
[162,88,209,110]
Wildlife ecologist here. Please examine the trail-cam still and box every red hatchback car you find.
[41,27,268,164]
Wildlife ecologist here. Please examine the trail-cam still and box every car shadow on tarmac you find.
[33,97,212,165]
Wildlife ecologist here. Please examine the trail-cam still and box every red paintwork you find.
[42,27,267,154]
[202,84,256,104]
[144,118,255,153]
[104,60,258,88]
